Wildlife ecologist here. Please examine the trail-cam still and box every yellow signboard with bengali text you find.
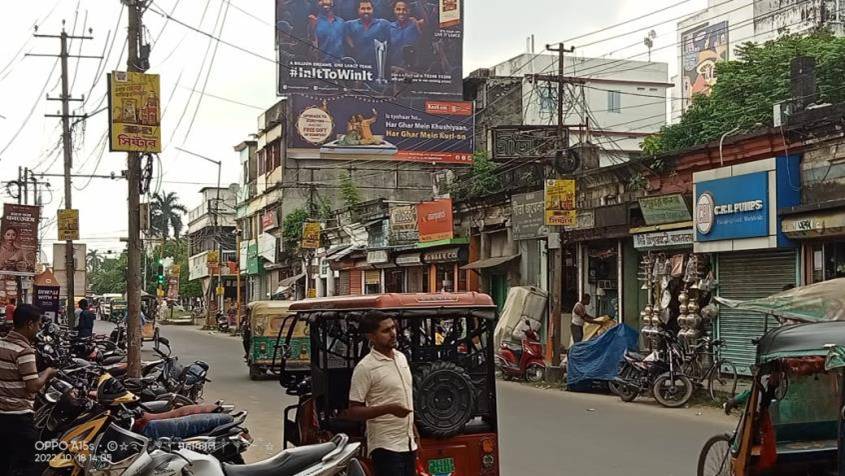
[57,209,79,241]
[108,71,161,153]
[544,179,576,226]
[301,222,321,249]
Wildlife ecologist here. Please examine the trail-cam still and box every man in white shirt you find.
[571,293,598,343]
[345,311,419,476]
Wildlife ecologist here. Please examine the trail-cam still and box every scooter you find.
[216,311,230,333]
[495,329,546,382]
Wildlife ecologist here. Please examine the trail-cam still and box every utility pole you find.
[541,43,574,369]
[125,0,147,378]
[28,23,97,325]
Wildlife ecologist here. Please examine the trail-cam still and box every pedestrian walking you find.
[344,311,419,476]
[0,304,58,476]
[571,293,599,344]
[76,298,95,338]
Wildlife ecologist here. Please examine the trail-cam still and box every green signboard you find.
[638,194,691,226]
[247,242,260,275]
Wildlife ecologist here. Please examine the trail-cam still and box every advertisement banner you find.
[167,276,179,300]
[275,0,463,98]
[33,285,60,321]
[511,191,546,241]
[57,209,80,241]
[0,204,39,275]
[417,198,453,242]
[261,210,279,231]
[694,171,769,242]
[681,21,728,110]
[108,71,161,153]
[288,94,472,164]
[389,204,419,244]
[301,222,322,249]
[544,179,576,226]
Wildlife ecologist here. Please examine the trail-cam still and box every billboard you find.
[275,0,464,98]
[108,71,162,153]
[544,179,576,226]
[57,209,80,241]
[289,94,472,164]
[681,21,728,109]
[417,198,453,242]
[0,204,40,275]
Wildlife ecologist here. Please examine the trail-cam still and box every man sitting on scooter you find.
[510,319,540,361]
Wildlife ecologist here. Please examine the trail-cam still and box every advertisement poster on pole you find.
[544,179,576,226]
[57,209,80,241]
[0,204,40,276]
[288,94,472,164]
[275,0,464,98]
[301,222,322,249]
[107,71,162,153]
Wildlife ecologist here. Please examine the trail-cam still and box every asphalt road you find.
[102,320,737,474]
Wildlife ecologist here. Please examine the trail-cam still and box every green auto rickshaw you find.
[246,301,309,380]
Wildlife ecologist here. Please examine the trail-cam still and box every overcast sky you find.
[0,0,708,261]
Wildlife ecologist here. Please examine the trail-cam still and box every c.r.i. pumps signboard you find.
[693,156,800,252]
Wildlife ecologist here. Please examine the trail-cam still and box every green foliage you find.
[452,151,503,200]
[86,249,104,273]
[282,208,309,251]
[642,30,845,156]
[141,238,201,298]
[90,252,128,295]
[150,191,188,239]
[339,172,362,210]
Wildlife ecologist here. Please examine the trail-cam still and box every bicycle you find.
[683,336,739,402]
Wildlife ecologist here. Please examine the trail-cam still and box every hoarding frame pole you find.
[125,0,146,378]
[545,42,574,368]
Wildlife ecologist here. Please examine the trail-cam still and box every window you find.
[607,90,621,113]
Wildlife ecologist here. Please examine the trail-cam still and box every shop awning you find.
[782,211,845,238]
[329,245,364,261]
[461,255,520,270]
[279,273,305,287]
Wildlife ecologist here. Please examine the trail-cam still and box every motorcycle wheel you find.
[249,365,264,381]
[615,366,639,402]
[525,363,545,383]
[697,433,732,476]
[652,372,694,408]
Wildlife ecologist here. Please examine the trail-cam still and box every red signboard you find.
[417,199,454,243]
[261,210,278,231]
[425,101,472,116]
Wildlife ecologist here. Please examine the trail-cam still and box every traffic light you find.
[156,264,165,286]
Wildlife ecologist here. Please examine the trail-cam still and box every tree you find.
[144,238,202,298]
[339,172,362,210]
[643,30,845,157]
[90,252,128,294]
[150,191,188,239]
[282,208,309,252]
[86,249,104,272]
[452,151,503,200]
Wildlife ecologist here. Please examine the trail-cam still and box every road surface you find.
[108,321,736,474]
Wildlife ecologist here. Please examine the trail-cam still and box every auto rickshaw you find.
[698,278,845,476]
[276,293,500,475]
[245,300,309,380]
[109,297,127,323]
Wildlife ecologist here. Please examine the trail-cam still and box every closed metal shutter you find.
[337,271,351,295]
[350,269,363,295]
[717,250,797,374]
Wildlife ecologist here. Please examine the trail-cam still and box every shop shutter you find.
[337,271,351,296]
[350,269,363,295]
[717,250,797,375]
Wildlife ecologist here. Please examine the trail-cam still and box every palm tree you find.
[86,249,104,272]
[150,191,188,239]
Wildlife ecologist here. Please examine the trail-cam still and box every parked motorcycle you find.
[611,330,694,408]
[495,327,546,382]
[216,310,230,333]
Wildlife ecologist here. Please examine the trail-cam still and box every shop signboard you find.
[258,233,278,263]
[288,95,472,164]
[638,194,691,226]
[389,204,419,244]
[57,209,80,241]
[301,222,322,249]
[275,0,464,98]
[694,172,769,242]
[422,247,463,263]
[247,242,260,275]
[33,284,60,322]
[107,71,161,153]
[633,229,695,249]
[367,250,390,266]
[395,253,422,267]
[1,204,40,276]
[544,179,576,226]
[492,127,563,161]
[511,191,547,241]
[261,210,278,231]
[417,199,453,243]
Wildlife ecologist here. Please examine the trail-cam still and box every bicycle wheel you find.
[697,433,732,476]
[707,360,738,403]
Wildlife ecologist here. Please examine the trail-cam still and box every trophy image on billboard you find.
[374,39,388,84]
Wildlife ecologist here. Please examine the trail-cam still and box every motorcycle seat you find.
[503,342,522,352]
[140,413,233,439]
[101,355,124,365]
[222,441,337,476]
[624,351,646,361]
[139,400,171,413]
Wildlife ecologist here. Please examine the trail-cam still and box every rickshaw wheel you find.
[652,372,694,408]
[697,433,732,476]
[249,365,264,380]
[414,361,477,438]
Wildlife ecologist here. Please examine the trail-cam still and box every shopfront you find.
[782,209,845,284]
[511,191,548,291]
[395,252,425,293]
[693,156,800,372]
[422,245,468,293]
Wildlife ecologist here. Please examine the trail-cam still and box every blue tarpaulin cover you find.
[566,324,639,391]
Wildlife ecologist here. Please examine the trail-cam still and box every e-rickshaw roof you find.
[715,278,845,323]
[288,292,497,318]
[246,300,293,316]
[756,321,845,362]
